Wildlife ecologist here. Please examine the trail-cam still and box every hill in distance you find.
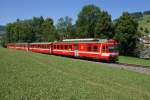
[114,10,150,35]
[0,25,5,34]
[129,11,150,35]
[138,15,150,35]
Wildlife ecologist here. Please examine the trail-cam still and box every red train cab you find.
[52,38,119,62]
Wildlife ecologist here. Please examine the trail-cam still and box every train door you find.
[74,44,78,57]
[49,44,52,54]
[102,44,106,53]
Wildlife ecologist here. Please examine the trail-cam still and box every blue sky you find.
[0,0,150,25]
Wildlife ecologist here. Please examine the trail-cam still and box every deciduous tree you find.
[76,4,101,38]
[114,12,139,56]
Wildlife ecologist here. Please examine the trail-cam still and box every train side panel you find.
[52,43,74,56]
[29,43,52,54]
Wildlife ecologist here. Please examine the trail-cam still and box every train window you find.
[87,46,92,51]
[93,46,98,52]
[61,45,63,49]
[54,45,56,49]
[65,45,68,50]
[57,45,59,49]
[46,45,48,48]
[107,45,118,52]
[102,46,105,52]
[43,45,45,48]
[69,45,72,50]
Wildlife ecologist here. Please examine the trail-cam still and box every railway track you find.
[72,57,150,75]
[115,62,150,69]
[104,62,150,75]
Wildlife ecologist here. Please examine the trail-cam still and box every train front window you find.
[107,45,118,52]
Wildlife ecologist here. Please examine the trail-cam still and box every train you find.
[6,38,119,62]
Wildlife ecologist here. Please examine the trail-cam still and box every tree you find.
[42,18,56,42]
[32,16,44,41]
[144,28,149,34]
[114,12,139,56]
[5,16,57,43]
[95,11,113,38]
[140,27,143,31]
[21,19,35,42]
[147,20,149,23]
[56,16,73,40]
[76,4,101,38]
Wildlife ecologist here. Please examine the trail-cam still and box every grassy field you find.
[0,48,150,100]
[119,56,150,67]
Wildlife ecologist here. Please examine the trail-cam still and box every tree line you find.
[2,4,141,56]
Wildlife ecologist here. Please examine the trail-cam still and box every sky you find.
[0,0,150,25]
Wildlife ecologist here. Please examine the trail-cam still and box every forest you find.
[1,4,142,56]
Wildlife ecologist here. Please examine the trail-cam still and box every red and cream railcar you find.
[7,43,16,49]
[52,39,119,61]
[29,43,52,54]
[15,43,29,51]
[7,43,28,51]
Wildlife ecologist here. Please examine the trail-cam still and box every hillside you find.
[138,15,150,35]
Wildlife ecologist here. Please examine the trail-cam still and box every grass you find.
[119,56,150,67]
[0,48,150,100]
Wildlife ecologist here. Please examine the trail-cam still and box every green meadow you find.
[0,48,150,100]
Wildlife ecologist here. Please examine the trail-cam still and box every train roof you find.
[30,42,51,44]
[7,39,117,45]
[62,38,107,42]
[7,43,28,44]
[53,38,117,44]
